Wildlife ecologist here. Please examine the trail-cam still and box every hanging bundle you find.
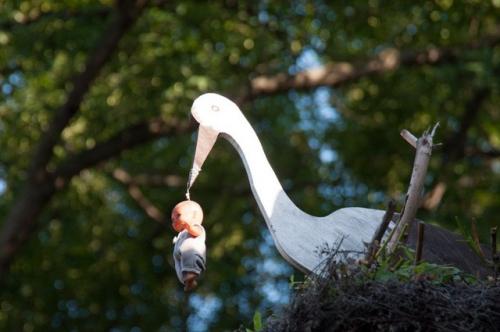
[171,200,207,291]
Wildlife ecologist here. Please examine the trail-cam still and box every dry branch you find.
[387,124,439,253]
[470,218,486,259]
[244,29,500,101]
[415,222,425,265]
[492,227,498,278]
[121,173,183,187]
[492,227,498,258]
[400,130,417,149]
[469,148,500,159]
[112,168,165,224]
[365,200,396,263]
[54,118,193,181]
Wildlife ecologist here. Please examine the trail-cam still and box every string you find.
[185,167,200,201]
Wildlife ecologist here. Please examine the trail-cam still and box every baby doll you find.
[171,200,206,291]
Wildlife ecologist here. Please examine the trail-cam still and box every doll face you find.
[171,200,203,232]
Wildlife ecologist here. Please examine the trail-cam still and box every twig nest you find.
[171,200,204,237]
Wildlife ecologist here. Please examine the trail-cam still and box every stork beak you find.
[186,125,219,192]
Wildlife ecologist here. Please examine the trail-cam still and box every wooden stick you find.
[415,222,425,265]
[471,218,485,259]
[388,124,438,253]
[400,129,417,148]
[402,229,409,243]
[491,226,497,258]
[492,227,498,279]
[366,200,396,262]
[395,223,409,250]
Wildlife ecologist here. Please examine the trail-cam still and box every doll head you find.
[171,200,204,235]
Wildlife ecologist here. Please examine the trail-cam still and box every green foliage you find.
[239,310,263,332]
[252,310,263,332]
[371,247,473,284]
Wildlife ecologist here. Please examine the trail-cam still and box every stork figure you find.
[187,93,491,276]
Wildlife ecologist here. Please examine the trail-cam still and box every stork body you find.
[189,93,388,272]
[188,93,491,276]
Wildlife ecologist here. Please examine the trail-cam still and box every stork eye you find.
[211,105,220,112]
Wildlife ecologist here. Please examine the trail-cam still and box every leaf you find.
[253,310,263,332]
[374,269,396,282]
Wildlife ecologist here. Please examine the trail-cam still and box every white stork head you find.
[191,93,242,133]
[187,93,244,191]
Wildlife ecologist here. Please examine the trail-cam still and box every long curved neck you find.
[221,115,309,227]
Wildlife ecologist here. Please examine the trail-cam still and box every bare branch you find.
[442,88,490,162]
[491,227,497,258]
[113,170,184,187]
[415,222,425,265]
[422,88,491,210]
[54,117,193,183]
[28,1,149,183]
[492,227,499,279]
[422,181,447,211]
[388,125,438,253]
[430,122,440,137]
[110,167,184,187]
[112,168,166,224]
[470,218,486,259]
[466,147,500,159]
[243,30,500,101]
[365,200,396,263]
[400,129,417,149]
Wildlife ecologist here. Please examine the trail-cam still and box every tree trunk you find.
[0,178,55,277]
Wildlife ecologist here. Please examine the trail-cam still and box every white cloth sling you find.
[172,226,206,284]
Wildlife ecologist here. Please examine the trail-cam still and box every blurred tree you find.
[0,0,498,331]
